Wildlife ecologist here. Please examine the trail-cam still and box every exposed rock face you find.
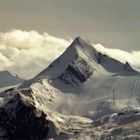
[67,57,93,82]
[97,52,108,64]
[0,93,50,140]
[59,57,93,85]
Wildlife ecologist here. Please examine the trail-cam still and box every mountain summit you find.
[20,37,139,89]
[30,37,139,89]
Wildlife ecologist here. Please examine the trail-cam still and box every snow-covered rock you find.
[0,37,140,140]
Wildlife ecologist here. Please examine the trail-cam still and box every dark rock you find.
[118,112,125,116]
[59,57,93,85]
[111,128,123,136]
[0,93,49,140]
[97,52,108,64]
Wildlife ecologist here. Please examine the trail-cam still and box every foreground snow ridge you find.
[0,37,140,140]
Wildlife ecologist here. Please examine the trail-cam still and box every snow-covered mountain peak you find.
[69,36,90,47]
[36,37,139,81]
[35,37,98,80]
[70,36,92,49]
[20,37,139,89]
[70,36,98,60]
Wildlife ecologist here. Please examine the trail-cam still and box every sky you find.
[0,0,140,51]
[0,0,140,78]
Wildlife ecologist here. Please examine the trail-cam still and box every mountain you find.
[0,70,24,89]
[36,37,138,79]
[0,37,139,140]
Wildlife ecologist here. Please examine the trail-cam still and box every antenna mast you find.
[112,89,116,104]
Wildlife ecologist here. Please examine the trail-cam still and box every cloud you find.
[0,30,71,78]
[0,30,140,79]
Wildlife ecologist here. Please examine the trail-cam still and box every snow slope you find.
[0,37,140,140]
[35,37,139,80]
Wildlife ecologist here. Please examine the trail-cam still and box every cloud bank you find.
[0,30,140,79]
[0,30,71,78]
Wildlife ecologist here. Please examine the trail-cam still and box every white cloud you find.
[0,30,71,78]
[0,30,140,79]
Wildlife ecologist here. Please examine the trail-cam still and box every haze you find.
[0,0,140,51]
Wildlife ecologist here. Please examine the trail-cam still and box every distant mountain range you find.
[0,70,23,89]
[0,37,139,140]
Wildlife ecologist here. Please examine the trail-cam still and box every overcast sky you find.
[0,0,140,51]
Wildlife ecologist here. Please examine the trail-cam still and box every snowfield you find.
[0,37,140,140]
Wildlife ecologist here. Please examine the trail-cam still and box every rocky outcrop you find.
[67,57,93,82]
[0,92,50,140]
[58,57,93,85]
